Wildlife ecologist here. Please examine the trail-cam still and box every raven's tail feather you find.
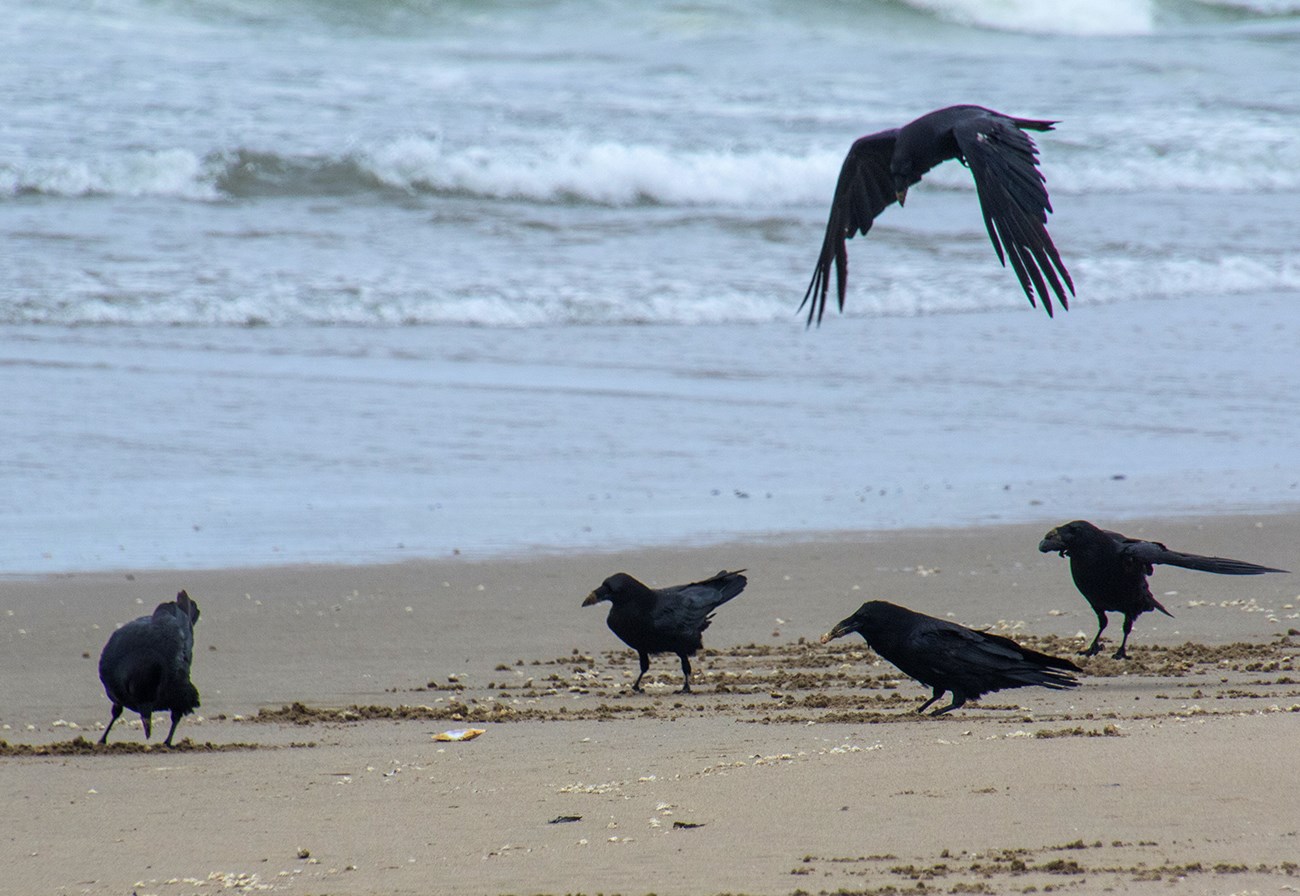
[1161,552,1287,576]
[700,569,748,604]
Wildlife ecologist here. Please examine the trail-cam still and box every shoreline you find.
[6,503,1299,581]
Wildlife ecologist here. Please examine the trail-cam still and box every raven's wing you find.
[651,572,746,636]
[952,116,1073,316]
[907,621,1078,693]
[1121,541,1287,576]
[800,130,898,326]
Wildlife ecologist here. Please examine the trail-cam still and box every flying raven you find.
[98,590,201,746]
[802,104,1073,324]
[820,600,1080,715]
[1039,520,1287,659]
[582,569,747,693]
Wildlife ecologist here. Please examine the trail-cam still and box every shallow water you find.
[2,0,1299,572]
[4,289,1297,573]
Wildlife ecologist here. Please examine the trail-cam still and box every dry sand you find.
[2,513,1298,896]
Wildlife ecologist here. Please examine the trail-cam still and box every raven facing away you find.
[1039,520,1287,659]
[582,569,747,693]
[820,600,1080,715]
[802,104,1073,325]
[98,590,201,746]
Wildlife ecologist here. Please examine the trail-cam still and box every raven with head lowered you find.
[821,600,1079,715]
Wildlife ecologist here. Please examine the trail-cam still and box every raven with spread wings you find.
[802,105,1073,324]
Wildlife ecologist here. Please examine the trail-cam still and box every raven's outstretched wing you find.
[800,130,898,326]
[953,116,1074,317]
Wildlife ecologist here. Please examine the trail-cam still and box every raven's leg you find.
[915,689,945,714]
[631,651,651,692]
[1112,613,1136,660]
[677,654,692,694]
[163,711,184,747]
[931,693,967,716]
[1081,609,1108,656]
[99,704,124,745]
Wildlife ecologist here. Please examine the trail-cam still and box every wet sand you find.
[2,513,1298,895]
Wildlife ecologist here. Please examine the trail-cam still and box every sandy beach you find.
[3,512,1297,896]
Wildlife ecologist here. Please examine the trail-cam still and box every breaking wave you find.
[5,123,1299,209]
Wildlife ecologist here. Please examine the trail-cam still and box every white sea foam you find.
[1077,255,1300,307]
[898,0,1156,35]
[5,124,1296,209]
[407,129,1300,202]
[9,247,1297,328]
[359,137,839,207]
[0,150,219,200]
[294,116,1300,202]
[1195,0,1300,12]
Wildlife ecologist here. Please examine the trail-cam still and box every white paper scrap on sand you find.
[434,728,485,742]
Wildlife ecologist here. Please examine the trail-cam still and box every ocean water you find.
[2,0,1299,573]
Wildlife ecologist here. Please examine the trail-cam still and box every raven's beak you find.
[820,622,852,644]
[1038,529,1064,554]
[581,591,601,607]
[895,188,908,207]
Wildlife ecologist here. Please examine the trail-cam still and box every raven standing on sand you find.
[98,590,201,746]
[803,105,1073,324]
[1039,520,1287,659]
[582,569,747,693]
[820,600,1080,715]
